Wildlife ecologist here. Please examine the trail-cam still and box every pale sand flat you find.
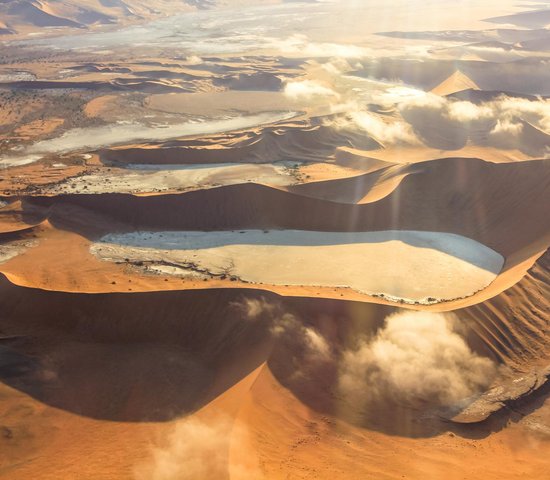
[92,230,504,303]
[45,162,301,194]
[0,239,38,264]
[0,111,297,169]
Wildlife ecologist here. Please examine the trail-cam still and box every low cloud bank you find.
[290,52,550,150]
[236,297,331,363]
[277,34,370,58]
[284,79,340,100]
[345,110,418,145]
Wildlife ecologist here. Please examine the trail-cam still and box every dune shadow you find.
[0,276,273,422]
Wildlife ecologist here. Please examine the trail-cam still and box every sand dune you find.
[353,57,550,96]
[431,70,481,97]
[0,0,213,35]
[43,161,304,195]
[99,120,381,167]
[0,249,546,415]
[0,199,45,233]
[0,79,186,93]
[1,111,298,169]
[459,250,550,372]
[0,157,545,312]
[289,162,416,204]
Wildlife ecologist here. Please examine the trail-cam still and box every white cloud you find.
[235,297,331,362]
[185,55,203,65]
[284,79,340,100]
[491,118,524,136]
[446,101,493,122]
[338,311,497,410]
[277,34,370,58]
[134,416,262,480]
[347,111,418,144]
[488,118,524,149]
[233,300,498,417]
[495,96,550,132]
[398,92,447,112]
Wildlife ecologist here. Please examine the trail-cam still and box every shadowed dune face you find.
[352,57,550,96]
[0,279,274,421]
[98,122,381,167]
[459,250,550,370]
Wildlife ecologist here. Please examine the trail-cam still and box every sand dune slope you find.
[432,70,481,96]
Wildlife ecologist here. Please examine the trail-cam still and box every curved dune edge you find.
[17,151,543,203]
[0,111,304,171]
[17,154,536,207]
[2,115,541,200]
[225,365,550,480]
[12,157,550,255]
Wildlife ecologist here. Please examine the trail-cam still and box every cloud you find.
[277,34,370,58]
[345,110,418,144]
[270,311,331,362]
[375,85,429,105]
[185,55,203,65]
[236,296,278,320]
[446,101,494,122]
[402,94,550,132]
[325,104,419,145]
[235,297,331,362]
[494,96,550,132]
[491,118,524,136]
[397,92,447,112]
[134,416,262,480]
[284,79,340,100]
[488,118,524,149]
[233,299,499,424]
[338,311,497,410]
